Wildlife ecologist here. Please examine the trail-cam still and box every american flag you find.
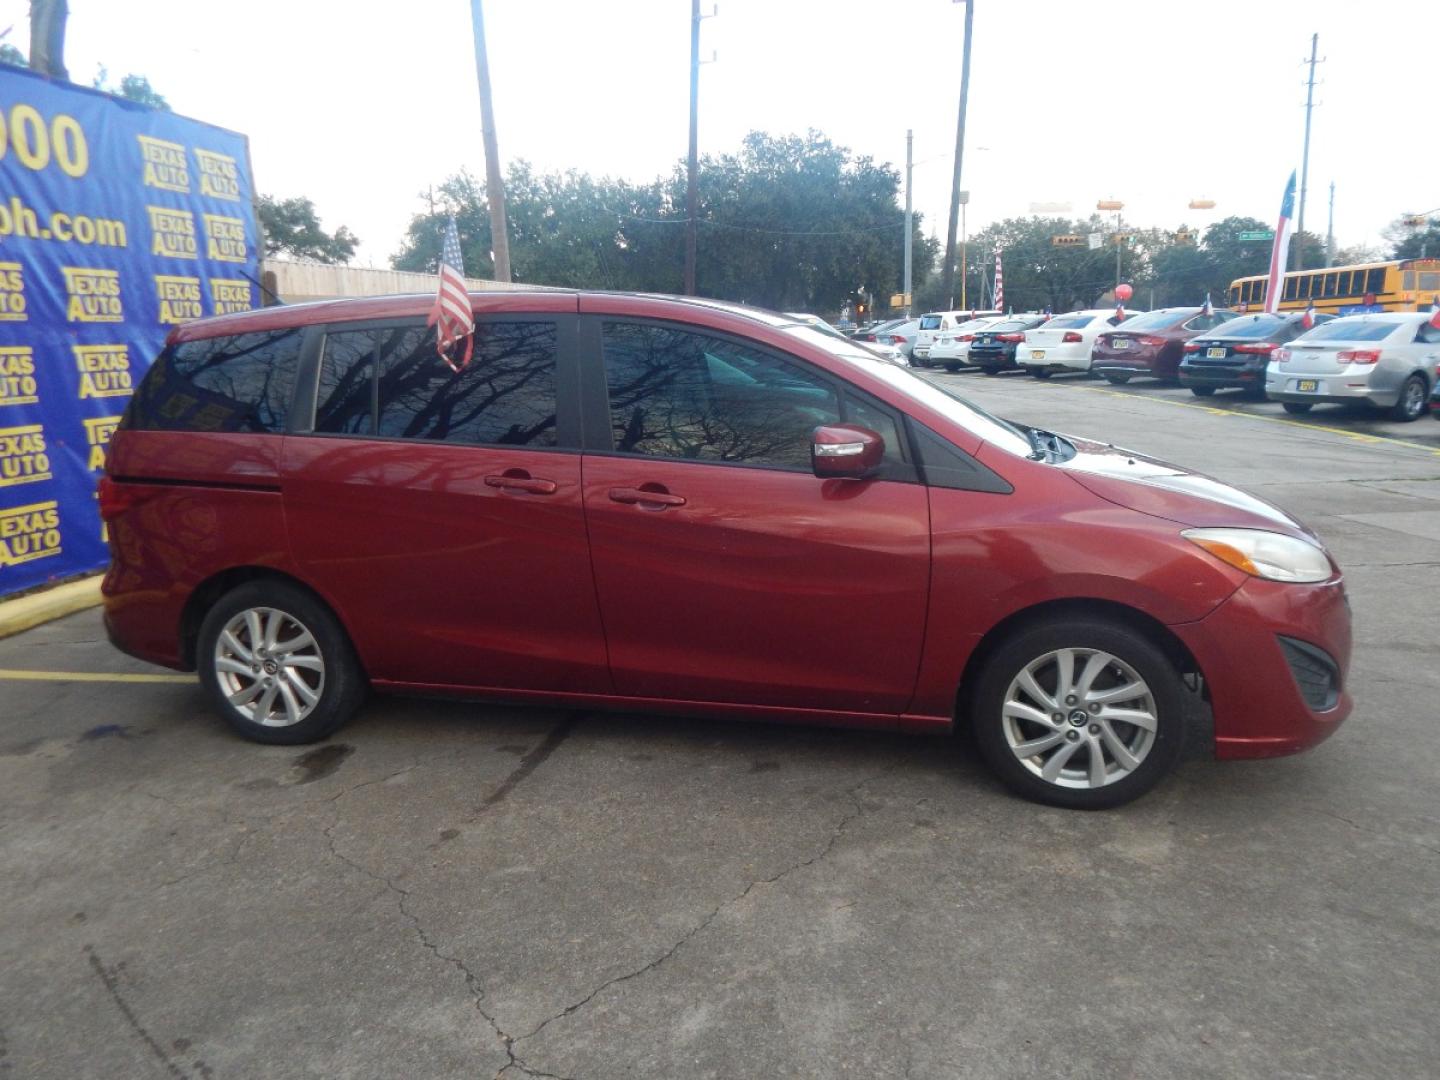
[993,250,1004,311]
[430,216,474,371]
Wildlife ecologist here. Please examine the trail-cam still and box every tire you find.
[982,366,1002,376]
[943,363,960,372]
[1030,368,1053,380]
[970,618,1186,810]
[1104,374,1131,385]
[1189,386,1216,397]
[1282,402,1313,415]
[1390,373,1428,422]
[197,580,367,745]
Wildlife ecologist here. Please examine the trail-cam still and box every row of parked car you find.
[852,307,1440,424]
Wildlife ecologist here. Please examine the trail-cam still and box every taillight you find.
[97,476,156,522]
[997,332,1024,343]
[888,335,905,345]
[1234,342,1278,355]
[1137,335,1167,347]
[1274,348,1291,363]
[1182,343,1202,354]
[958,334,974,342]
[1338,349,1381,365]
[1062,331,1083,343]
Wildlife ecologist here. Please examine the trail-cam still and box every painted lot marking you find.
[0,668,194,684]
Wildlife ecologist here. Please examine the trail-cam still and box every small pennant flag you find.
[1430,295,1440,330]
[429,216,475,372]
[1201,292,1213,317]
[1302,300,1317,329]
[1116,302,1126,321]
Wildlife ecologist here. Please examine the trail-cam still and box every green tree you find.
[92,67,171,110]
[955,215,1121,313]
[258,195,359,264]
[394,130,935,317]
[1385,215,1440,260]
[0,43,25,67]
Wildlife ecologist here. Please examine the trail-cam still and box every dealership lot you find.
[2,373,1437,1079]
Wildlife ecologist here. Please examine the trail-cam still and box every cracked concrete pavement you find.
[1,371,1437,1079]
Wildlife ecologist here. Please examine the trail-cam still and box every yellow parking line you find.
[1049,381,1440,457]
[0,668,195,684]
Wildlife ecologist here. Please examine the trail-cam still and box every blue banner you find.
[0,66,257,597]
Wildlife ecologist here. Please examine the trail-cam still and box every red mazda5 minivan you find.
[101,291,1352,808]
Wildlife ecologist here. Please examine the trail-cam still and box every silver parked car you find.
[1266,312,1440,421]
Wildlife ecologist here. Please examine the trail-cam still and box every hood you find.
[1058,436,1313,537]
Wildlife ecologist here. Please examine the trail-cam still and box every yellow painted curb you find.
[0,668,194,684]
[0,575,105,641]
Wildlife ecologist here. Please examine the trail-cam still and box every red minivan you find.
[101,291,1352,809]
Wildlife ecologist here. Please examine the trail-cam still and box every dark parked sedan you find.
[1092,307,1237,384]
[1180,312,1335,398]
[966,314,1052,374]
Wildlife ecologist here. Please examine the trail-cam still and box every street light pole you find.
[959,192,969,310]
[684,0,701,295]
[940,0,974,308]
[903,130,913,317]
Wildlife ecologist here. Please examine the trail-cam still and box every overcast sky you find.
[9,0,1432,269]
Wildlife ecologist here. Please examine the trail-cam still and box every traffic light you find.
[1051,234,1084,247]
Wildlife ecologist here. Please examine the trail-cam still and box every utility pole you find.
[903,130,913,317]
[959,192,969,310]
[684,4,717,294]
[1295,32,1321,272]
[469,0,511,281]
[1325,181,1335,267]
[29,0,68,79]
[941,0,974,308]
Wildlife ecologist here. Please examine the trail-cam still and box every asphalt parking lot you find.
[2,370,1438,1080]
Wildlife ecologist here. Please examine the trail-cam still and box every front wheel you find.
[970,619,1186,809]
[1390,373,1428,422]
[197,580,367,745]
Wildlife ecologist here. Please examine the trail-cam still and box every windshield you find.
[774,324,1034,457]
[1111,309,1185,332]
[1296,318,1404,343]
[1043,314,1096,330]
[1207,314,1285,339]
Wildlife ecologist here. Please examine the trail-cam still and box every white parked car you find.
[1266,312,1440,422]
[929,317,1008,370]
[912,309,1003,367]
[785,312,907,365]
[1019,308,1144,378]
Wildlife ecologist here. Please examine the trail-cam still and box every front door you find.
[580,318,930,717]
[283,312,610,694]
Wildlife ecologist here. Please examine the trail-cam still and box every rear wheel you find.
[1282,402,1313,415]
[197,580,366,745]
[1104,374,1131,385]
[1189,386,1216,397]
[971,619,1186,809]
[1390,373,1428,422]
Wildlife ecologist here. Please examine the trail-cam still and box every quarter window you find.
[125,328,302,433]
[601,322,841,471]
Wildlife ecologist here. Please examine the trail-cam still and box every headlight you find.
[1182,527,1333,583]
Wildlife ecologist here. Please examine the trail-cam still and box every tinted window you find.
[376,322,557,445]
[125,328,302,432]
[919,315,943,330]
[1364,268,1385,294]
[602,322,840,470]
[1183,312,1233,331]
[314,321,559,446]
[1114,310,1183,332]
[1298,319,1403,343]
[1208,314,1286,339]
[1044,314,1096,330]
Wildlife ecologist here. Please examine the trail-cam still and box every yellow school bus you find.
[1228,258,1440,315]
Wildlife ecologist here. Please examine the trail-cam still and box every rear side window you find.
[1298,320,1401,343]
[124,328,302,432]
[312,320,559,446]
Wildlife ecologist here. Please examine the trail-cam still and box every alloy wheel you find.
[1000,648,1157,790]
[212,607,325,727]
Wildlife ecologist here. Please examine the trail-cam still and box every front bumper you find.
[1170,575,1352,759]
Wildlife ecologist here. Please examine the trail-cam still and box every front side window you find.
[125,328,302,433]
[602,322,841,471]
[313,320,558,446]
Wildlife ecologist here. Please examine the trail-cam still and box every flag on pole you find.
[1201,292,1213,317]
[430,216,474,372]
[1263,171,1297,315]
[1116,302,1125,322]
[993,251,1004,312]
[1302,300,1317,329]
[1429,295,1440,330]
